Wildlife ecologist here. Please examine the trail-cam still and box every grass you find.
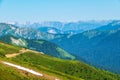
[0,63,47,80]
[10,52,120,80]
[0,42,21,57]
[56,47,75,60]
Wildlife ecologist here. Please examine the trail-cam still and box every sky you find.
[0,0,120,23]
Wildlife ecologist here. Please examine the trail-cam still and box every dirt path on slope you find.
[5,48,44,58]
[5,48,27,58]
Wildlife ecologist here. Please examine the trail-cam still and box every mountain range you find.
[0,23,66,40]
[52,20,120,73]
[0,20,120,74]
[14,20,111,34]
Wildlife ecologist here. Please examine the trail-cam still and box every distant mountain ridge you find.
[0,23,66,40]
[14,20,111,34]
[51,20,120,73]
[96,20,120,31]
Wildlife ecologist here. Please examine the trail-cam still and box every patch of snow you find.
[2,61,43,76]
[48,29,56,34]
[10,25,16,30]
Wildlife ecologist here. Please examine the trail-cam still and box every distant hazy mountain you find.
[96,20,120,31]
[52,20,120,73]
[38,27,61,34]
[14,20,111,34]
[0,23,65,40]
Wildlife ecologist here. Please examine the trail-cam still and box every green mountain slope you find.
[0,42,120,80]
[0,35,75,60]
[52,21,120,73]
[0,42,21,57]
[27,39,75,60]
[11,52,120,80]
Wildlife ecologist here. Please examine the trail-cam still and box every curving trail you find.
[5,48,44,58]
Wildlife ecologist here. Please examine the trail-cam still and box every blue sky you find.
[0,0,120,22]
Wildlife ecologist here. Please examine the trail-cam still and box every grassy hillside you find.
[0,63,48,80]
[0,42,120,80]
[0,35,75,60]
[0,42,21,57]
[52,27,120,73]
[10,52,120,80]
[0,42,81,80]
[27,39,75,60]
